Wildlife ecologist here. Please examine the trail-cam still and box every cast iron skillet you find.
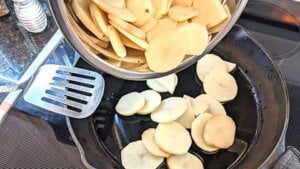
[68,25,289,169]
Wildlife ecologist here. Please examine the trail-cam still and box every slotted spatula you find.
[23,64,105,119]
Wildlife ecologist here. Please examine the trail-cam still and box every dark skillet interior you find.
[69,25,288,169]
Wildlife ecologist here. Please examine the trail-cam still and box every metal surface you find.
[23,64,105,119]
[49,0,248,80]
[67,25,289,169]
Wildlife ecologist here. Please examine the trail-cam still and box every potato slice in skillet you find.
[203,70,238,102]
[89,2,109,35]
[147,17,177,41]
[92,0,137,22]
[140,17,158,32]
[151,97,187,123]
[152,0,169,19]
[209,5,231,34]
[167,153,204,169]
[190,98,209,116]
[138,90,162,115]
[168,6,198,22]
[119,34,145,51]
[126,0,155,27]
[146,79,169,93]
[176,95,196,129]
[203,114,236,149]
[191,113,219,152]
[171,0,192,7]
[121,140,164,169]
[153,74,178,94]
[103,0,125,8]
[225,61,237,72]
[155,122,192,155]
[195,94,226,115]
[116,92,145,116]
[142,128,170,157]
[107,26,127,58]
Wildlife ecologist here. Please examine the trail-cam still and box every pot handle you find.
[272,146,300,169]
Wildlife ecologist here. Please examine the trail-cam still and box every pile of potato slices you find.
[115,54,238,169]
[67,0,232,72]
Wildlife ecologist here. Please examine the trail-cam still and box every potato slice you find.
[209,5,231,34]
[191,113,219,152]
[152,0,169,19]
[142,128,170,157]
[196,54,227,81]
[167,153,204,169]
[107,26,127,58]
[145,30,185,72]
[147,17,177,41]
[190,98,209,116]
[121,140,164,169]
[153,74,178,94]
[195,94,226,115]
[116,92,145,116]
[203,114,236,149]
[177,23,208,55]
[103,0,125,8]
[120,35,145,51]
[168,6,198,22]
[176,95,195,129]
[151,97,187,123]
[146,79,169,93]
[155,122,192,155]
[106,59,122,67]
[225,61,237,72]
[72,0,107,41]
[192,0,228,28]
[140,17,158,32]
[203,70,238,102]
[92,0,137,22]
[138,90,162,115]
[110,21,149,49]
[89,2,109,35]
[126,0,155,27]
[108,15,146,39]
[171,0,192,7]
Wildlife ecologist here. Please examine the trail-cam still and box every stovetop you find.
[0,0,300,168]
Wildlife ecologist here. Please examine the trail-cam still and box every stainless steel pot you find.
[49,0,248,80]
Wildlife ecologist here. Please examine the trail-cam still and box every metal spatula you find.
[23,64,105,119]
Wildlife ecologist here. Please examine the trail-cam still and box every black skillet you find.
[68,25,289,169]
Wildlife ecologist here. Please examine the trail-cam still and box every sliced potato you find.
[196,54,227,81]
[167,153,204,169]
[103,0,125,8]
[176,95,195,129]
[152,0,169,19]
[138,90,162,115]
[190,98,209,116]
[121,140,164,169]
[225,61,237,72]
[177,23,208,55]
[142,128,171,157]
[192,0,228,28]
[145,30,185,72]
[146,79,169,93]
[171,0,192,7]
[107,26,127,58]
[151,97,187,123]
[108,15,146,39]
[116,92,145,116]
[89,2,109,36]
[203,70,238,102]
[153,74,178,94]
[126,0,155,27]
[168,6,198,22]
[92,0,137,22]
[203,114,236,149]
[155,122,192,155]
[195,94,226,115]
[72,0,106,41]
[106,59,122,67]
[110,21,149,49]
[191,113,219,152]
[147,17,177,41]
[119,34,145,51]
[140,17,158,32]
[209,5,231,34]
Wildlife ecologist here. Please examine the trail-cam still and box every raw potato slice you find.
[196,94,226,115]
[92,0,137,22]
[140,17,158,32]
[167,153,204,169]
[121,140,164,169]
[108,15,146,39]
[225,61,237,72]
[142,128,170,157]
[176,96,195,129]
[147,18,177,41]
[190,98,209,116]
[103,0,125,8]
[107,26,127,58]
[151,97,187,123]
[203,70,238,102]
[191,113,219,152]
[154,74,178,94]
[138,90,162,115]
[110,22,149,49]
[72,0,106,41]
[168,6,198,22]
[172,0,192,7]
[89,2,109,36]
[155,122,192,155]
[116,92,145,116]
[152,0,169,19]
[203,115,236,149]
[196,54,227,81]
[209,5,231,34]
[146,79,168,93]
[177,23,209,55]
[119,34,145,51]
[145,30,185,72]
[126,0,155,27]
[192,0,228,28]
